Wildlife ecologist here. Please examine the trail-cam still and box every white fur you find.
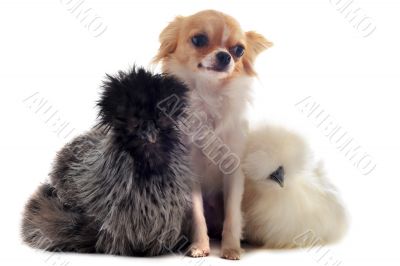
[221,24,230,46]
[242,125,348,248]
[166,57,252,257]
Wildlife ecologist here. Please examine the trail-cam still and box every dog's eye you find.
[231,45,245,57]
[191,34,208,47]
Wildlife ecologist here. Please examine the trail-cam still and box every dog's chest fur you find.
[188,77,252,191]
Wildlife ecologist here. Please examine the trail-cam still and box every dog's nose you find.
[216,51,231,67]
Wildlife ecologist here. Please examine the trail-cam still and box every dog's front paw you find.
[221,247,242,260]
[188,242,210,258]
[221,232,243,260]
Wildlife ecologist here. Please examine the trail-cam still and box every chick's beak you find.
[139,121,158,144]
[147,131,157,144]
[269,166,285,188]
[145,121,158,144]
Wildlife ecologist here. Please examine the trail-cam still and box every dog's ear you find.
[153,16,184,64]
[243,31,273,76]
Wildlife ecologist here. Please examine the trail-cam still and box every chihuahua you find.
[154,10,272,259]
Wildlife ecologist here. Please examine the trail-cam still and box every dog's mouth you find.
[197,63,228,73]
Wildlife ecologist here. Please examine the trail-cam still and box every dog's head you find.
[154,10,272,85]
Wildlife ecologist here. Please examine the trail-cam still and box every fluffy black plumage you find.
[98,68,188,177]
[22,67,193,256]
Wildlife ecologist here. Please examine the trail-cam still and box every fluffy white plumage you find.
[242,125,348,248]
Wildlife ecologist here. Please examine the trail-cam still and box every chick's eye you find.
[158,116,171,128]
[191,34,208,47]
[129,118,139,127]
[231,45,245,57]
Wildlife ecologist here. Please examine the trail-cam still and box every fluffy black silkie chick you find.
[21,67,193,256]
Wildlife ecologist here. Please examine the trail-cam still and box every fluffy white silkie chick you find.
[242,125,348,249]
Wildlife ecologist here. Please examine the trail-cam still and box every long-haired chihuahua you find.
[154,10,272,260]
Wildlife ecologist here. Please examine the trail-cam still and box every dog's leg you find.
[188,182,210,257]
[221,168,245,260]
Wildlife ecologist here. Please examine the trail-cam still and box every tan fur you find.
[154,10,271,259]
[243,31,273,75]
[242,125,348,249]
[154,10,272,78]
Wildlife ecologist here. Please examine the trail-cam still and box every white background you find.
[1,0,399,265]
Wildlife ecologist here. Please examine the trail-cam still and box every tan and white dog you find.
[154,10,272,259]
